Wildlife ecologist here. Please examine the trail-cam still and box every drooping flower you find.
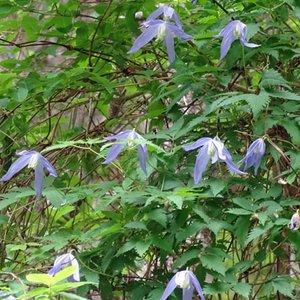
[160,269,205,300]
[288,210,300,231]
[183,137,246,184]
[103,129,148,175]
[48,253,80,282]
[0,150,57,199]
[146,4,182,29]
[239,138,265,175]
[128,5,192,64]
[214,20,260,59]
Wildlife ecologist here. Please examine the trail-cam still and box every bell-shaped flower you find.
[214,20,260,59]
[48,253,80,282]
[183,137,246,184]
[146,4,182,29]
[239,138,265,175]
[103,129,148,175]
[288,210,300,231]
[128,19,192,64]
[160,269,205,300]
[0,150,57,199]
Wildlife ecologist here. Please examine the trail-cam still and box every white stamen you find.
[156,23,167,41]
[175,270,190,289]
[28,154,40,169]
[233,24,241,38]
[207,141,215,157]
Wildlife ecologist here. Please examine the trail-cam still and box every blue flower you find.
[128,6,192,64]
[183,137,246,184]
[239,138,265,175]
[160,269,205,300]
[0,293,16,300]
[48,253,80,282]
[103,129,148,175]
[146,5,182,29]
[288,210,300,231]
[0,150,57,199]
[214,20,260,59]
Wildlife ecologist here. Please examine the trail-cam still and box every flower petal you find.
[39,156,57,177]
[182,137,212,151]
[224,154,247,175]
[103,143,127,164]
[146,7,164,22]
[0,154,31,181]
[189,271,205,300]
[194,144,210,184]
[68,253,80,282]
[167,23,193,40]
[182,285,193,300]
[128,23,161,54]
[219,30,236,59]
[160,275,177,300]
[104,130,133,141]
[137,144,148,175]
[164,28,175,64]
[48,254,68,276]
[34,161,44,199]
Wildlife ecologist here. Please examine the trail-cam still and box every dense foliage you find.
[0,0,300,299]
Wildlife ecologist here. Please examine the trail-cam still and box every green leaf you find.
[52,266,76,285]
[167,195,183,209]
[246,91,270,117]
[200,248,228,275]
[246,223,273,245]
[272,278,294,298]
[232,282,252,298]
[172,249,200,269]
[26,273,54,286]
[147,209,167,228]
[260,69,291,90]
[266,89,300,100]
[50,281,93,293]
[227,208,253,215]
[18,287,49,299]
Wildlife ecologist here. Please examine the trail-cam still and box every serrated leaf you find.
[134,240,151,256]
[233,282,252,298]
[266,89,300,100]
[200,248,228,275]
[272,278,294,298]
[246,223,273,245]
[246,91,270,117]
[167,195,183,209]
[279,119,300,145]
[147,209,167,227]
[260,69,291,90]
[172,249,200,269]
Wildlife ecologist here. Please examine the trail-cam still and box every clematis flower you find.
[128,6,192,65]
[103,129,148,175]
[146,4,182,29]
[48,253,80,282]
[288,210,300,231]
[160,269,205,300]
[183,137,246,184]
[214,20,260,59]
[239,138,265,175]
[0,150,57,199]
